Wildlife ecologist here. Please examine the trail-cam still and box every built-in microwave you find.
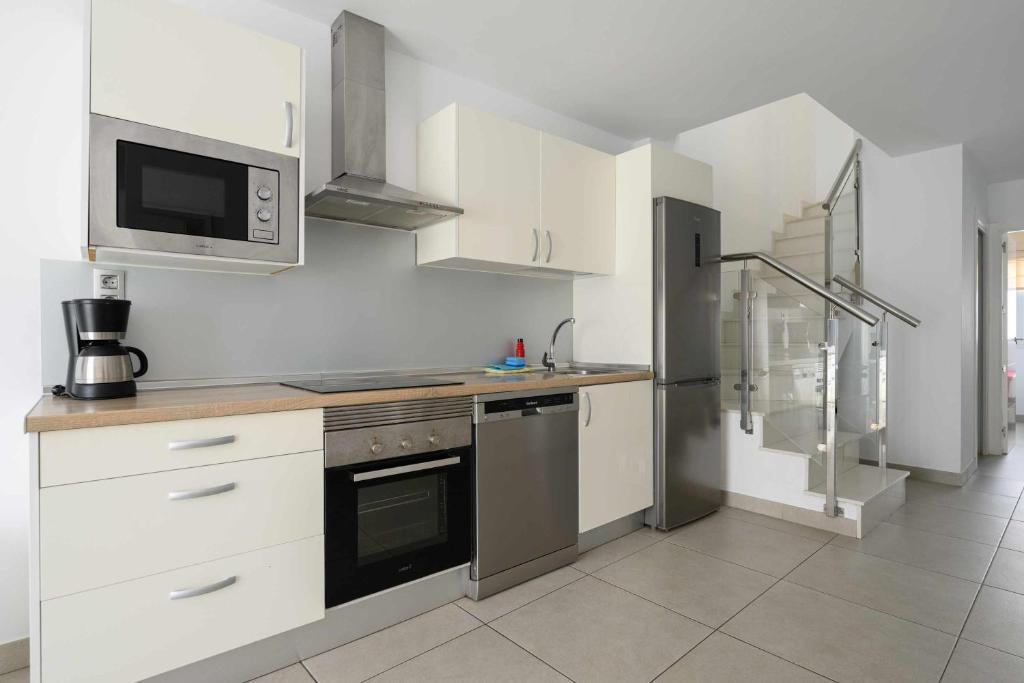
[88,114,299,264]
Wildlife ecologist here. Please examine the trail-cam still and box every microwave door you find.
[89,113,299,264]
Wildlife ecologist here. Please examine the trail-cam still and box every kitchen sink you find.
[547,368,618,376]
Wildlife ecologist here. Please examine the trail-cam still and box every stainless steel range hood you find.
[305,11,462,230]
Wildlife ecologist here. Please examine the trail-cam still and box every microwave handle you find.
[283,101,294,148]
[352,456,461,482]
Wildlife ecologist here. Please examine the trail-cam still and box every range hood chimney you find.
[305,11,463,229]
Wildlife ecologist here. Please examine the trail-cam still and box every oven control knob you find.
[428,434,440,447]
[370,442,383,455]
[256,185,273,201]
[256,208,273,222]
[400,438,413,450]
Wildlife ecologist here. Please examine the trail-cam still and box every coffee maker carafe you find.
[56,299,148,399]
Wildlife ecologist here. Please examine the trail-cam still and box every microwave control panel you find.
[247,167,280,243]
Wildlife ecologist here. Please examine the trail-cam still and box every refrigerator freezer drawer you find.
[653,381,722,530]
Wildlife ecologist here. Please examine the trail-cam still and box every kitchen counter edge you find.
[25,370,654,433]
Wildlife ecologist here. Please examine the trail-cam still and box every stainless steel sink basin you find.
[547,368,618,376]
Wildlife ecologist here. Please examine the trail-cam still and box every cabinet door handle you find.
[168,435,236,451]
[583,392,592,427]
[168,482,236,501]
[532,228,540,262]
[545,230,553,263]
[283,101,294,148]
[169,575,237,601]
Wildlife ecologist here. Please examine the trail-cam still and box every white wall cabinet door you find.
[91,0,302,157]
[455,105,541,267]
[540,133,616,275]
[579,380,654,532]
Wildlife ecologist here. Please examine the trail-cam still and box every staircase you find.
[721,180,910,538]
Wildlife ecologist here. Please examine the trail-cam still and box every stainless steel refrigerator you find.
[649,196,723,531]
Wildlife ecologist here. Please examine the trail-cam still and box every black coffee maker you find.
[55,299,148,399]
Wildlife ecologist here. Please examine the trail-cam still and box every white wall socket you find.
[93,268,126,299]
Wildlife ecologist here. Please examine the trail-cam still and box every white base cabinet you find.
[417,103,615,278]
[579,380,654,532]
[41,536,323,683]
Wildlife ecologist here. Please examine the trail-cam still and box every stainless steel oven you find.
[323,397,473,607]
[89,114,299,263]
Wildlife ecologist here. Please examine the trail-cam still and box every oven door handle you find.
[352,456,461,482]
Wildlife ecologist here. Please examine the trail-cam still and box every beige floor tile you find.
[594,541,775,627]
[786,545,979,634]
[248,664,314,683]
[369,627,567,682]
[658,632,827,682]
[303,604,479,683]
[0,669,28,683]
[963,473,1024,498]
[831,522,996,582]
[978,454,1024,481]
[906,480,1018,518]
[722,582,955,683]
[1015,498,1024,521]
[717,507,836,543]
[984,548,1024,594]
[887,501,1008,545]
[941,639,1024,683]
[667,514,824,577]
[491,576,710,683]
[1001,520,1024,551]
[455,566,584,622]
[962,586,1024,657]
[572,530,662,573]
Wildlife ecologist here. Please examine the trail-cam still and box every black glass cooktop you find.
[281,377,464,394]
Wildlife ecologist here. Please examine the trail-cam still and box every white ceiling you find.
[269,0,1024,182]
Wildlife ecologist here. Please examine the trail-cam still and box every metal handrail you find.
[832,275,921,328]
[822,139,862,212]
[720,252,879,326]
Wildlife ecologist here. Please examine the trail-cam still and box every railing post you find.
[876,313,888,470]
[734,267,756,434]
[821,313,842,518]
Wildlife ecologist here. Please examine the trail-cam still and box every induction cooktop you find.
[281,377,464,393]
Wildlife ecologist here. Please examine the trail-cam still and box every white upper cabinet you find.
[540,133,616,275]
[417,103,615,277]
[90,0,302,157]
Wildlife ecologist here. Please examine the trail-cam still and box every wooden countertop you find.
[25,369,653,432]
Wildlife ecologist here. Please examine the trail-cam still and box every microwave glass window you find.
[140,166,226,218]
[356,472,448,565]
[117,140,249,241]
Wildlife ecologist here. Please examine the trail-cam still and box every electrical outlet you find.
[93,268,126,300]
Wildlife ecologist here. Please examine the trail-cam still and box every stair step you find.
[772,233,825,257]
[781,215,826,237]
[807,464,908,505]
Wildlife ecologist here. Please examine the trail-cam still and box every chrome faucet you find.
[543,317,575,371]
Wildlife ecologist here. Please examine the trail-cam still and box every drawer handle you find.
[168,435,236,451]
[169,575,237,601]
[168,482,237,501]
[583,392,592,427]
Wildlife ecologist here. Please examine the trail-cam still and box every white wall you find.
[1,0,631,646]
[672,94,852,256]
[861,143,968,474]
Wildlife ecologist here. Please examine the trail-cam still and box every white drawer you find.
[41,535,324,683]
[40,409,322,486]
[40,450,323,600]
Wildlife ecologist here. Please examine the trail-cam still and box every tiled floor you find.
[9,442,1024,682]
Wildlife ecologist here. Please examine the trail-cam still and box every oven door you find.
[89,114,299,263]
[325,447,472,608]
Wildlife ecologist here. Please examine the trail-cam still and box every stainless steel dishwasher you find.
[468,387,579,600]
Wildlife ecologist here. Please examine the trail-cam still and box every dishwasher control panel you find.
[474,389,578,423]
